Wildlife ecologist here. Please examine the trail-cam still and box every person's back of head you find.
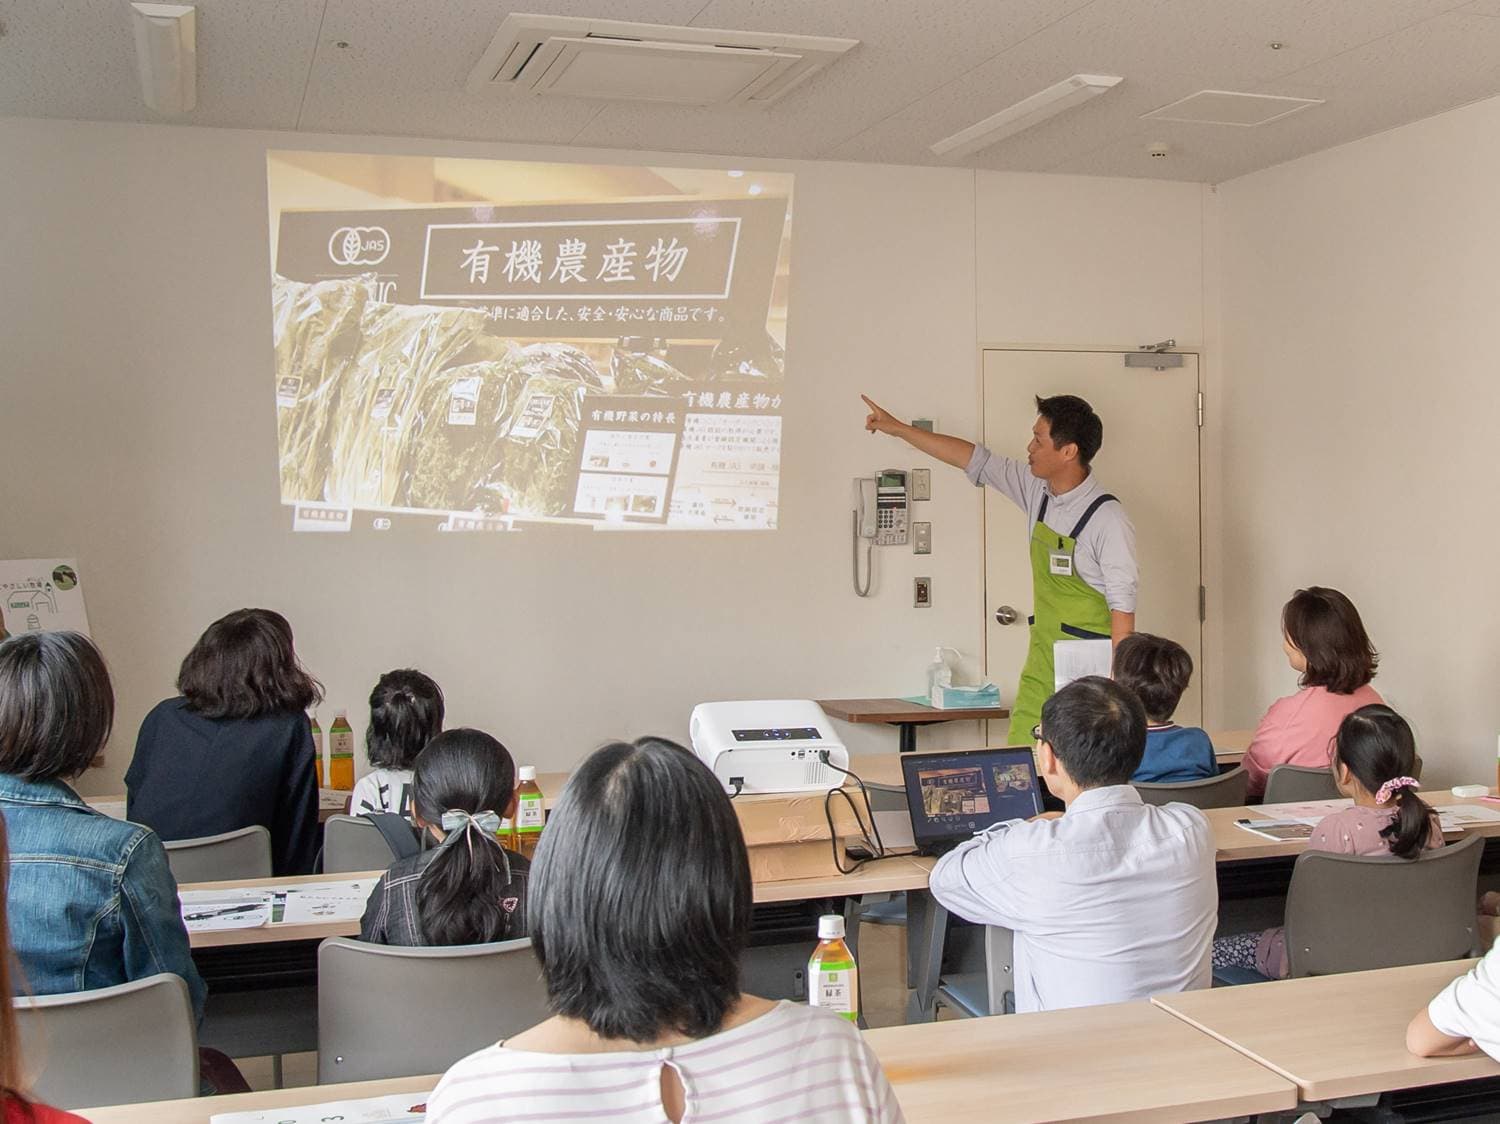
[176,608,323,720]
[1334,705,1435,860]
[1282,586,1378,695]
[1035,394,1103,468]
[412,728,518,945]
[0,631,114,782]
[367,669,445,771]
[1111,633,1193,724]
[1039,675,1147,789]
[529,737,752,1043]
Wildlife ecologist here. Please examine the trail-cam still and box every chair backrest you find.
[983,925,1015,1016]
[14,974,198,1108]
[318,937,549,1084]
[324,814,405,874]
[1134,766,1249,809]
[163,825,272,883]
[1285,832,1483,977]
[1263,763,1341,804]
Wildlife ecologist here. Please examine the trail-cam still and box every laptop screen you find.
[900,748,1043,845]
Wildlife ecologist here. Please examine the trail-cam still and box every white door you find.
[982,349,1203,733]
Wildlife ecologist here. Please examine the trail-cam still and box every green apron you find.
[1008,492,1118,745]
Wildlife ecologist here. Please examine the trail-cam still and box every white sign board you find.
[0,558,90,638]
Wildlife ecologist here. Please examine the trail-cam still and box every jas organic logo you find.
[328,226,391,266]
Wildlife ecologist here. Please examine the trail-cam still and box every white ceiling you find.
[3,0,1500,182]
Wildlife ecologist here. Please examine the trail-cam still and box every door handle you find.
[994,605,1018,625]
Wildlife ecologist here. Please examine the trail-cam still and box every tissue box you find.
[931,682,1003,709]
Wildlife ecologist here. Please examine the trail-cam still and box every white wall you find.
[1220,94,1500,785]
[0,117,1211,793]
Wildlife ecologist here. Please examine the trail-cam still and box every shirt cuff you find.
[964,443,992,487]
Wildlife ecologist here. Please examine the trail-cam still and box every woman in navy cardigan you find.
[127,608,322,875]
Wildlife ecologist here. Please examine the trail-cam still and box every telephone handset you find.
[852,470,910,597]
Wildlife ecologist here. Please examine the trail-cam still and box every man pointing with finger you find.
[863,393,1137,746]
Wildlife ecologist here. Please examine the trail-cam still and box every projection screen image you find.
[266,152,793,533]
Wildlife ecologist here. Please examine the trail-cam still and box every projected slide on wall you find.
[266,152,792,532]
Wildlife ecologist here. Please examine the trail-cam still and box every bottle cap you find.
[519,765,537,781]
[818,914,845,940]
[335,709,347,718]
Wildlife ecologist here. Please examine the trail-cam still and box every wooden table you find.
[82,999,1298,1124]
[87,789,351,824]
[818,698,1011,752]
[1152,959,1500,1102]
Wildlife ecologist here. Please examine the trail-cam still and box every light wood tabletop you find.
[181,857,938,947]
[82,999,1298,1124]
[867,1000,1298,1122]
[1151,959,1500,1102]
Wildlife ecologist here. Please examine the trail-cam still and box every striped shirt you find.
[425,1000,904,1123]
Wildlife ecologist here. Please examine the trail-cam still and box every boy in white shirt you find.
[349,669,444,818]
[929,675,1218,1013]
[1408,943,1500,1059]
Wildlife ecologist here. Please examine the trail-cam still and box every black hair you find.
[1038,675,1146,787]
[0,631,115,782]
[529,737,752,1043]
[1333,705,1435,861]
[367,669,445,770]
[1112,632,1193,723]
[412,728,519,945]
[1035,394,1103,467]
[176,608,323,720]
[1282,587,1378,695]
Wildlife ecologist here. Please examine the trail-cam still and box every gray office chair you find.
[934,925,1013,1018]
[163,825,272,883]
[1263,763,1341,804]
[1285,832,1482,977]
[318,937,548,1084]
[1135,765,1249,809]
[324,814,407,873]
[14,974,198,1108]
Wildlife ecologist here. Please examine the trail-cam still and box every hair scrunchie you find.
[1375,777,1419,805]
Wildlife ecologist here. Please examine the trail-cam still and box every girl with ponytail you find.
[1214,704,1441,981]
[358,729,529,946]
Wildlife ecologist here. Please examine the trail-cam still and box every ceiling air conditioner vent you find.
[466,13,858,107]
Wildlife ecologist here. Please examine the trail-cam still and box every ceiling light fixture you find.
[130,2,196,115]
[930,74,1123,159]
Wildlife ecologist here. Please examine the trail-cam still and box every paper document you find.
[319,787,350,811]
[211,1091,431,1122]
[1437,804,1500,829]
[1256,798,1351,825]
[179,891,273,932]
[1236,819,1316,842]
[279,879,376,924]
[1053,638,1112,692]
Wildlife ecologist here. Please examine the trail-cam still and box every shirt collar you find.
[1046,470,1099,504]
[1065,785,1143,814]
[0,772,87,807]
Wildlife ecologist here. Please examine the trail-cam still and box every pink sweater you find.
[1243,683,1384,798]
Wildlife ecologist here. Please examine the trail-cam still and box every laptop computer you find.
[899,747,1043,857]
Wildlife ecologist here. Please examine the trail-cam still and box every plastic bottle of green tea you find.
[310,714,326,787]
[514,766,544,859]
[328,710,355,791]
[808,915,859,1022]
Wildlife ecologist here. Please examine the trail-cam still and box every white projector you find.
[689,699,849,795]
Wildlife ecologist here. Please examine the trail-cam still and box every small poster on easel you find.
[0,558,91,638]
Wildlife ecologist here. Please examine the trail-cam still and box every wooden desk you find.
[88,789,351,824]
[181,858,937,948]
[868,1001,1297,1122]
[84,1000,1297,1124]
[818,697,1010,752]
[1152,959,1500,1102]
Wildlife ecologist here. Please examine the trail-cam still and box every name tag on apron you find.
[1049,551,1074,577]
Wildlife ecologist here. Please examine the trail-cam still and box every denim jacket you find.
[0,772,206,1023]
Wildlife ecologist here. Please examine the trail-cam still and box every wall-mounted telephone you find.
[852,470,910,597]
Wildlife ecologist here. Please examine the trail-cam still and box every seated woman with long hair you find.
[426,737,903,1124]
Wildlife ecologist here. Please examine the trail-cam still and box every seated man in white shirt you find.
[1408,943,1500,1059]
[929,675,1217,1014]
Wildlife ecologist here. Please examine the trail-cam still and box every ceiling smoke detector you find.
[467,13,857,107]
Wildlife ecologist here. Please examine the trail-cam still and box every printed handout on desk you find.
[1437,804,1500,830]
[279,879,376,924]
[210,1091,431,1122]
[1255,798,1352,825]
[180,891,273,931]
[1235,819,1316,842]
[319,787,351,811]
[1053,638,1112,692]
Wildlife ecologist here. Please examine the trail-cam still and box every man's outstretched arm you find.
[863,395,975,470]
